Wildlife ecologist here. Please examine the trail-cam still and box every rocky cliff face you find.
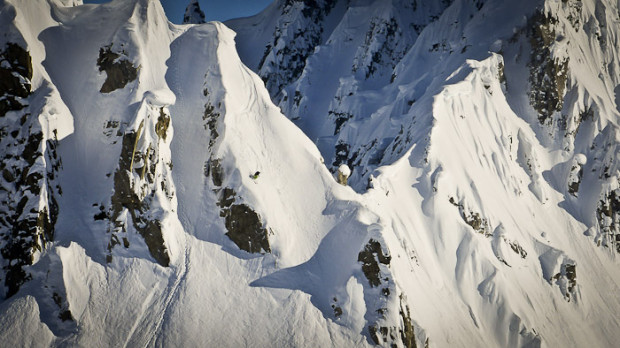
[0,1,76,301]
[0,41,57,298]
[257,0,337,100]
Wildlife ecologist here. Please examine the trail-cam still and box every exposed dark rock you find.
[22,132,43,166]
[597,189,620,253]
[552,262,577,301]
[217,187,235,209]
[567,163,583,197]
[202,94,271,253]
[2,169,15,182]
[330,111,353,135]
[97,45,138,93]
[333,141,351,169]
[352,17,404,80]
[52,292,74,322]
[0,43,32,117]
[331,298,343,317]
[368,324,398,347]
[449,198,490,236]
[108,129,170,266]
[93,211,107,221]
[208,158,223,187]
[1,43,33,81]
[399,300,417,348]
[209,158,271,254]
[293,90,302,107]
[1,206,56,297]
[58,309,74,322]
[217,192,271,254]
[258,0,336,100]
[527,11,569,126]
[358,239,391,287]
[368,325,380,345]
[565,264,576,292]
[202,102,220,148]
[463,211,489,235]
[182,0,206,24]
[368,295,419,347]
[508,240,527,259]
[498,61,506,86]
[2,258,31,298]
[563,0,583,31]
[155,107,170,141]
[0,43,63,298]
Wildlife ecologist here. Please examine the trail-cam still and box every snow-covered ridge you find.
[0,0,410,346]
[0,0,619,347]
[231,0,620,261]
[230,0,620,346]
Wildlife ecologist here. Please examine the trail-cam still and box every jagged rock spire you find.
[183,0,206,24]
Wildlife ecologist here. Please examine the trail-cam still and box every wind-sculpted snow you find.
[229,0,620,346]
[1,0,620,347]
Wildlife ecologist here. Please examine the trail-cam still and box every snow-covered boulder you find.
[337,164,351,185]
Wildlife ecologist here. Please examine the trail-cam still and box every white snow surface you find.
[338,164,351,177]
[0,0,619,347]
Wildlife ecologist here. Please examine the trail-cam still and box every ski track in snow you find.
[147,241,189,348]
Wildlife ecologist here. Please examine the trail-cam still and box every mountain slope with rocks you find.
[0,0,618,347]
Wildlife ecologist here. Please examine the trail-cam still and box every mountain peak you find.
[1,0,620,347]
[183,0,206,24]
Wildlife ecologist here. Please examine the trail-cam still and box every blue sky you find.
[83,0,273,23]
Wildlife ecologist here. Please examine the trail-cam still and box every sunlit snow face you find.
[2,1,620,347]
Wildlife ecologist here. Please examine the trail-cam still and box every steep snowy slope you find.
[0,0,382,346]
[229,0,620,346]
[1,0,619,347]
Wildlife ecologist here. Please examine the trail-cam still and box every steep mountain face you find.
[0,0,619,347]
[0,0,383,346]
[0,0,75,301]
[230,0,620,346]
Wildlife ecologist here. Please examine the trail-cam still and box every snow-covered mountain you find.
[0,0,619,347]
